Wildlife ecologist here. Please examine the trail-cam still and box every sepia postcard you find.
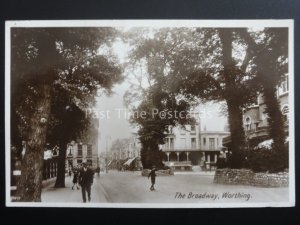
[5,20,295,208]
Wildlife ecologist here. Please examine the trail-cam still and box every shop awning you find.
[123,157,136,166]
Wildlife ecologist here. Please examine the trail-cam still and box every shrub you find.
[243,146,288,173]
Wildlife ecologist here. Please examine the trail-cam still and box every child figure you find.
[72,169,80,190]
[148,166,156,191]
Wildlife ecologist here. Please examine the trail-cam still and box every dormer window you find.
[244,116,252,131]
[281,104,289,122]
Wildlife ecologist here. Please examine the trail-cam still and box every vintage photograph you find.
[5,20,294,207]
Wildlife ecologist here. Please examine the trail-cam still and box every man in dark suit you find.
[78,162,94,202]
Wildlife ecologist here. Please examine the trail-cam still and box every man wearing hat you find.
[148,166,157,191]
[78,162,94,202]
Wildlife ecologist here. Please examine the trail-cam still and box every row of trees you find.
[11,28,123,201]
[124,27,288,170]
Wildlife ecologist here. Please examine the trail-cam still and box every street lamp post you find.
[106,137,108,174]
[119,148,121,171]
[105,135,110,174]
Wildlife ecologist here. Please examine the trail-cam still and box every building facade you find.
[161,124,200,170]
[199,130,230,169]
[161,123,229,171]
[109,134,142,170]
[66,142,99,169]
[66,118,99,169]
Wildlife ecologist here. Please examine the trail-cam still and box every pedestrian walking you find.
[72,169,80,190]
[78,162,94,203]
[95,166,100,177]
[148,166,156,191]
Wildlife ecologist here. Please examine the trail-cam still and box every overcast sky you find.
[95,37,227,154]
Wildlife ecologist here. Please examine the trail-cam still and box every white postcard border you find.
[5,19,295,208]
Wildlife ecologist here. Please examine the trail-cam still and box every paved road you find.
[41,170,289,205]
[99,170,289,204]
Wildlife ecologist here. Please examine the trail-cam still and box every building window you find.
[191,125,196,133]
[210,153,216,163]
[191,138,196,149]
[162,138,168,150]
[180,126,186,135]
[78,144,82,157]
[87,144,92,157]
[77,159,82,164]
[203,137,206,146]
[278,75,289,96]
[244,116,252,131]
[209,138,215,150]
[170,138,174,150]
[87,159,92,165]
[281,104,289,122]
[254,97,259,106]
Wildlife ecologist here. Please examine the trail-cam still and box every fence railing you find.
[11,157,59,201]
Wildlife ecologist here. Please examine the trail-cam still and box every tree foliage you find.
[124,28,196,168]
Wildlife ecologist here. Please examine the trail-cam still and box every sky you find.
[95,37,227,154]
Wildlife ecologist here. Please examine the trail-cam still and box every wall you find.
[141,169,174,176]
[214,169,288,187]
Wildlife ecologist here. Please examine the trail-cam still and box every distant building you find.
[199,130,230,169]
[66,142,98,168]
[66,118,99,169]
[109,134,142,170]
[128,134,141,159]
[161,123,229,171]
[161,124,200,170]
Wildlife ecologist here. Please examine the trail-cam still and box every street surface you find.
[42,170,289,204]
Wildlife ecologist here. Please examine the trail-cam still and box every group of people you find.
[71,163,95,203]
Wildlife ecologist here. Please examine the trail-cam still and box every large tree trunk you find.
[262,83,288,171]
[54,142,67,188]
[256,48,287,155]
[226,98,246,168]
[219,28,246,168]
[263,85,286,151]
[256,48,288,171]
[18,85,51,202]
[141,141,163,169]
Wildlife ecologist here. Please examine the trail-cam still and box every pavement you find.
[41,170,289,204]
[41,174,107,203]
